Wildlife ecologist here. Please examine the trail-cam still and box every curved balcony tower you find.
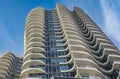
[20,4,120,79]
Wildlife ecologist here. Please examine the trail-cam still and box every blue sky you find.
[0,0,120,56]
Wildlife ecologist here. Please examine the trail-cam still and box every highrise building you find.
[0,52,22,79]
[20,4,120,79]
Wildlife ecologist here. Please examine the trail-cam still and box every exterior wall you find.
[20,4,120,79]
[0,52,22,79]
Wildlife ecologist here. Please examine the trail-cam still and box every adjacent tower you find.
[0,52,22,79]
[20,4,120,79]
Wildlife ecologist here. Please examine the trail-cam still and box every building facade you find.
[0,52,22,79]
[20,4,120,79]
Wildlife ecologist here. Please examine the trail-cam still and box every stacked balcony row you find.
[20,7,46,79]
[72,7,120,79]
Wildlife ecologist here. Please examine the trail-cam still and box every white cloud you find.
[100,0,120,49]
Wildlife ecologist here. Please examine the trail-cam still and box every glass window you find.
[29,73,45,78]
